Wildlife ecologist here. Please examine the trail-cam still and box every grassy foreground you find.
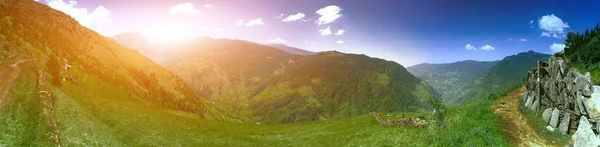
[1,67,509,146]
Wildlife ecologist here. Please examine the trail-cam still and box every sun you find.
[142,22,192,43]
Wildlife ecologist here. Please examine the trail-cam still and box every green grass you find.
[431,100,508,146]
[0,67,510,146]
[0,68,55,146]
[520,105,569,146]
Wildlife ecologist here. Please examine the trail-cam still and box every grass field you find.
[1,67,509,146]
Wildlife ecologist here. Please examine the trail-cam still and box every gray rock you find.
[583,98,592,114]
[558,113,570,135]
[530,99,540,113]
[572,116,600,147]
[597,121,600,133]
[525,94,534,107]
[578,93,587,115]
[522,91,528,103]
[542,108,553,123]
[550,108,560,128]
[585,72,592,82]
[586,85,600,119]
[546,126,555,132]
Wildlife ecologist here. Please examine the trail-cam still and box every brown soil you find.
[0,60,28,108]
[491,87,552,147]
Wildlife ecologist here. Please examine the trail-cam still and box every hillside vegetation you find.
[459,51,550,104]
[169,40,439,123]
[408,60,498,104]
[0,0,218,118]
[563,24,600,84]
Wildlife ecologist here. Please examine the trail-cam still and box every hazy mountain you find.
[407,60,499,104]
[266,44,316,56]
[456,51,551,104]
[169,40,439,123]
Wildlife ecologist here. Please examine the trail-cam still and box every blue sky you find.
[38,0,600,66]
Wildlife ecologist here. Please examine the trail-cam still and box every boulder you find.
[549,80,559,102]
[530,99,540,113]
[572,116,600,147]
[585,85,600,119]
[558,113,570,135]
[542,108,553,123]
[525,94,534,107]
[597,121,600,133]
[585,72,592,82]
[522,91,528,103]
[550,108,560,128]
[578,93,587,115]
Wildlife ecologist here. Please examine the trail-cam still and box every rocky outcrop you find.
[524,56,600,138]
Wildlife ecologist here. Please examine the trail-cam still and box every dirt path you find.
[0,59,29,108]
[0,59,61,146]
[491,87,551,146]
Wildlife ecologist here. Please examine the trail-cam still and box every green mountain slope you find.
[457,51,550,104]
[169,40,439,123]
[407,60,499,104]
[0,0,211,117]
[252,51,439,123]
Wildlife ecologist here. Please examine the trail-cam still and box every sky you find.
[36,0,600,66]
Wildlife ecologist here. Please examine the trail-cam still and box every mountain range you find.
[408,51,551,104]
[166,39,439,123]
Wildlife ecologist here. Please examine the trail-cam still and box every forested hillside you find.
[563,24,600,84]
[169,41,439,123]
[407,60,498,104]
[458,51,550,104]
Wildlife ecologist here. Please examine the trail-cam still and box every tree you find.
[428,95,446,128]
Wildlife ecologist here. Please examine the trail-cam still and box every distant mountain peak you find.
[266,43,316,56]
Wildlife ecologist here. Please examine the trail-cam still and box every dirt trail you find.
[0,59,61,146]
[0,59,28,108]
[491,87,552,146]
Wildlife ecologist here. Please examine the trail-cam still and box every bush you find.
[47,55,61,87]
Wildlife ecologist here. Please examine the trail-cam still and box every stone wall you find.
[523,56,600,146]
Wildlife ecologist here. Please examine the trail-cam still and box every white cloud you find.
[275,13,284,19]
[480,45,495,51]
[169,2,200,15]
[204,4,212,8]
[520,38,527,42]
[319,26,332,36]
[465,44,476,50]
[530,20,534,24]
[46,0,112,26]
[213,28,223,32]
[550,43,566,53]
[316,5,342,25]
[508,38,513,41]
[283,13,306,22]
[538,14,569,38]
[336,40,344,44]
[237,18,265,27]
[335,29,345,35]
[268,38,287,44]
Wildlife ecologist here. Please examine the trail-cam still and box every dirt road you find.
[491,87,551,147]
[0,60,28,108]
